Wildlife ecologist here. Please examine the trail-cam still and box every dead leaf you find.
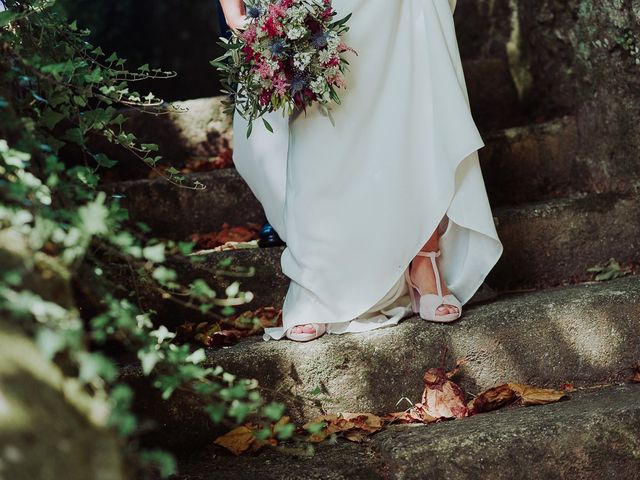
[214,425,256,455]
[508,383,568,406]
[303,413,384,443]
[630,363,640,383]
[196,329,242,347]
[422,365,468,419]
[190,222,261,250]
[467,384,518,415]
[385,403,439,425]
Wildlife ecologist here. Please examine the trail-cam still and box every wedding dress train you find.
[231,0,503,341]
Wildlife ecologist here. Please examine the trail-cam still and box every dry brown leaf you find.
[631,363,640,383]
[214,425,255,455]
[385,403,439,425]
[303,413,383,443]
[422,366,468,419]
[508,383,568,405]
[467,384,518,415]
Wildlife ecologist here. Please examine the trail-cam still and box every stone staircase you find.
[101,10,640,479]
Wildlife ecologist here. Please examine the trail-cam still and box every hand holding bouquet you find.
[212,0,356,136]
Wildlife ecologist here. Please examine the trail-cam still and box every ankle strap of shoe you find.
[415,250,441,258]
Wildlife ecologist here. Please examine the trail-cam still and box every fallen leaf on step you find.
[467,383,568,415]
[384,402,439,425]
[466,384,518,415]
[303,413,384,443]
[190,222,261,250]
[214,425,256,455]
[508,382,568,406]
[421,360,468,419]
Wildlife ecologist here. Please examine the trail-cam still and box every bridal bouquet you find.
[212,0,356,136]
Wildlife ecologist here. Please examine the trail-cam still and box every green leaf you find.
[274,422,295,440]
[78,193,109,235]
[262,118,273,133]
[0,11,21,27]
[69,20,78,31]
[142,243,165,263]
[186,348,206,364]
[35,328,66,359]
[138,349,160,375]
[94,153,118,168]
[263,402,286,421]
[205,404,226,423]
[73,95,87,107]
[41,109,65,130]
[138,63,150,73]
[139,450,177,478]
[84,67,103,83]
[63,127,83,144]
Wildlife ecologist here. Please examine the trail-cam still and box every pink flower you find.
[241,25,257,44]
[328,74,347,88]
[273,74,290,96]
[268,3,287,18]
[262,16,283,37]
[256,61,273,79]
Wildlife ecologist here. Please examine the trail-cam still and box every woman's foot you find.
[408,255,459,316]
[285,323,327,342]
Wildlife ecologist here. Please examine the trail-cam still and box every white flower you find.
[318,48,333,64]
[294,51,314,71]
[286,26,307,40]
[310,76,328,95]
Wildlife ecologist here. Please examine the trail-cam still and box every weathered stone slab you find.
[488,191,640,290]
[125,276,640,452]
[0,321,124,480]
[376,383,640,480]
[103,116,585,240]
[175,384,640,479]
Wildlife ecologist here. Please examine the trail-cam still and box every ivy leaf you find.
[41,109,65,130]
[142,243,165,263]
[78,192,109,235]
[138,349,160,375]
[0,11,21,27]
[63,127,83,144]
[94,153,118,168]
[84,67,103,84]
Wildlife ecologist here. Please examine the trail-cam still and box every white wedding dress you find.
[231,0,503,341]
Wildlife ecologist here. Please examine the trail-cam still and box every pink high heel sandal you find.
[285,323,327,342]
[404,250,462,322]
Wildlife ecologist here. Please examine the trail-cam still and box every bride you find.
[219,0,503,342]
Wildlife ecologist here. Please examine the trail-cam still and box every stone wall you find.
[455,0,640,192]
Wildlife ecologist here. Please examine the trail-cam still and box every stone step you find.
[114,190,640,322]
[463,57,525,131]
[487,191,640,290]
[125,276,640,452]
[94,56,527,180]
[103,116,580,239]
[176,383,640,479]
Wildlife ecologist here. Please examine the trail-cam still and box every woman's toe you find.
[301,324,317,334]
